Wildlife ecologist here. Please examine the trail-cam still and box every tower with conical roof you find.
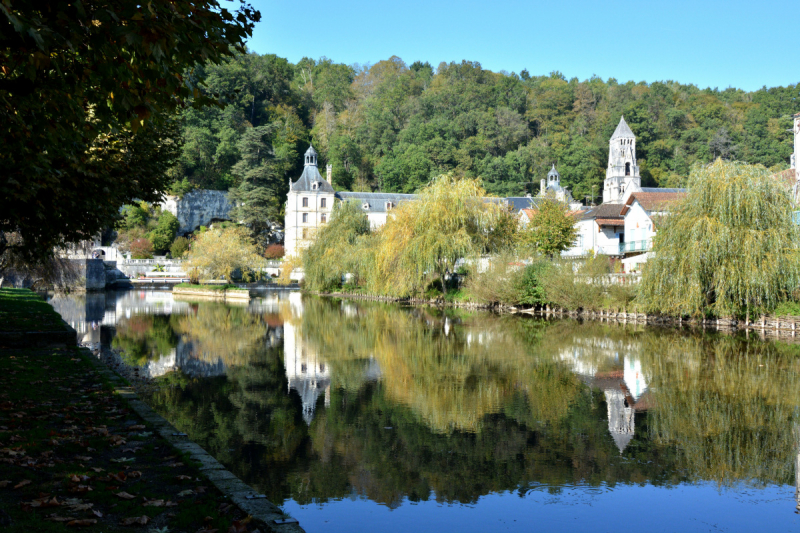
[603,116,640,203]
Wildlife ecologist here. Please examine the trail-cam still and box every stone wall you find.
[160,190,232,235]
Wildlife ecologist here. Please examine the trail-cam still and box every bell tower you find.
[603,116,640,203]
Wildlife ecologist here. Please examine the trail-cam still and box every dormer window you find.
[312,182,318,190]
[385,201,393,210]
[362,202,370,210]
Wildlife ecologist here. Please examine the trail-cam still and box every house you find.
[284,146,419,257]
[569,203,626,257]
[619,189,686,272]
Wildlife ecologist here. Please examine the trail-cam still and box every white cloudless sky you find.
[243,0,798,91]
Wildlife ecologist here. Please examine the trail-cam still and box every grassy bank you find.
[0,289,67,332]
[0,289,266,533]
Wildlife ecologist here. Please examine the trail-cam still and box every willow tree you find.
[302,200,371,292]
[638,159,800,317]
[372,174,513,296]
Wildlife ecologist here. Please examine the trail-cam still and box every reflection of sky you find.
[284,483,799,533]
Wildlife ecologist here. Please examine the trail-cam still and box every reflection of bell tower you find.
[283,293,331,425]
[605,387,634,453]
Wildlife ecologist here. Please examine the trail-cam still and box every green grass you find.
[0,288,68,332]
[772,300,800,317]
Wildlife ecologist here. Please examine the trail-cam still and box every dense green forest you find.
[173,52,799,218]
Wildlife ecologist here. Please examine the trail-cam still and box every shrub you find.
[264,244,285,259]
[130,238,154,259]
[148,211,180,253]
[170,236,190,258]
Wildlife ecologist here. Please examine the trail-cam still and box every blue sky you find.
[244,0,798,92]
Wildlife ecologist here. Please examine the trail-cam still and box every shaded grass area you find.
[0,343,262,533]
[0,289,67,332]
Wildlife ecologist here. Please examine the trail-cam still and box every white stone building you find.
[603,116,641,204]
[284,145,418,258]
[284,146,336,258]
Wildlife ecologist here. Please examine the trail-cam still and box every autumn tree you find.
[186,226,264,282]
[638,159,800,317]
[371,175,512,296]
[519,199,579,257]
[0,1,260,260]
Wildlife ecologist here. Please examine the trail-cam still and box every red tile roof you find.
[624,191,686,213]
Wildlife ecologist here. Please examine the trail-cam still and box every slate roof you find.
[506,196,543,211]
[336,191,417,213]
[610,116,635,140]
[640,187,686,193]
[291,164,334,193]
[580,203,624,221]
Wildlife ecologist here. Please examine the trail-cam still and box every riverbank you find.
[173,284,250,301]
[314,289,800,337]
[0,289,301,533]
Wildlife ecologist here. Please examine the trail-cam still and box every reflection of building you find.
[284,293,331,424]
[559,339,651,453]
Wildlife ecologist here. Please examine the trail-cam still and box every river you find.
[47,288,800,532]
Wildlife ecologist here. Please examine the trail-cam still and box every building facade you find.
[603,116,641,204]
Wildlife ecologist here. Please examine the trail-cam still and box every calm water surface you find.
[49,289,800,532]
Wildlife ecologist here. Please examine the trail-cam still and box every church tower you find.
[603,116,641,204]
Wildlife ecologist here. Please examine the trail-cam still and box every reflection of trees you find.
[141,296,800,510]
[112,315,178,366]
[171,303,268,367]
[638,332,800,487]
[143,346,308,502]
[297,298,585,433]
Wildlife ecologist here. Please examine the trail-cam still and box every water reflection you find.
[46,290,800,531]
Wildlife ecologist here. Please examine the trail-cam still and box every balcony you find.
[597,245,623,256]
[622,240,652,253]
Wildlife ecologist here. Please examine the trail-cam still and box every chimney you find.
[326,164,332,184]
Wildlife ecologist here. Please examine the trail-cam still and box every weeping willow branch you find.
[638,159,800,317]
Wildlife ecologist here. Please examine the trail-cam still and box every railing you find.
[597,245,623,256]
[121,258,184,265]
[793,211,800,226]
[622,240,652,253]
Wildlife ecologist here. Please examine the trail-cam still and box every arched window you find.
[625,162,631,176]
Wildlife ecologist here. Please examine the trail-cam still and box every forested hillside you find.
[172,52,799,219]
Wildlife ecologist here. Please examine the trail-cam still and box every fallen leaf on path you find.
[46,515,76,522]
[127,471,142,478]
[111,457,134,463]
[91,467,104,473]
[115,491,136,500]
[175,475,191,480]
[228,520,248,533]
[121,515,150,526]
[177,490,194,497]
[13,479,31,489]
[67,519,97,527]
[143,499,165,507]
[91,510,103,517]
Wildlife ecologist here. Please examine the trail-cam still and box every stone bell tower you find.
[603,116,641,204]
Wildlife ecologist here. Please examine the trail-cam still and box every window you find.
[321,198,326,208]
[302,229,308,239]
[302,213,308,223]
[321,214,327,223]
[302,197,308,207]
[625,162,630,176]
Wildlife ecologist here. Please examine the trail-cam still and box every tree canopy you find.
[167,53,798,211]
[0,1,260,259]
[638,159,800,317]
[520,200,579,257]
